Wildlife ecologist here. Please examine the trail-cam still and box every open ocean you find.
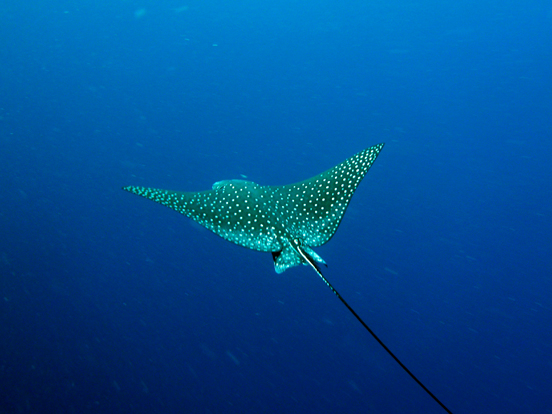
[1,1,551,413]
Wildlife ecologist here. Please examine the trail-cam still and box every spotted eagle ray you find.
[123,143,453,413]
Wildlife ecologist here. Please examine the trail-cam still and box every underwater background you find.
[1,1,551,413]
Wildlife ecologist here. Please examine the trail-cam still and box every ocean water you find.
[1,1,551,413]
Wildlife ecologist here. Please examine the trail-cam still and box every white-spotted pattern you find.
[123,143,384,273]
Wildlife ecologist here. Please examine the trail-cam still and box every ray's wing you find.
[270,143,384,247]
[122,181,283,252]
[122,143,384,255]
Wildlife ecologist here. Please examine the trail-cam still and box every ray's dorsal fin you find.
[212,179,254,190]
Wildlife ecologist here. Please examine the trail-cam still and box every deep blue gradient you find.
[1,1,551,413]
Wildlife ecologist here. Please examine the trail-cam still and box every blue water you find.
[1,1,551,413]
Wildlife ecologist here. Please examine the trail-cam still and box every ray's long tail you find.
[295,244,454,413]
